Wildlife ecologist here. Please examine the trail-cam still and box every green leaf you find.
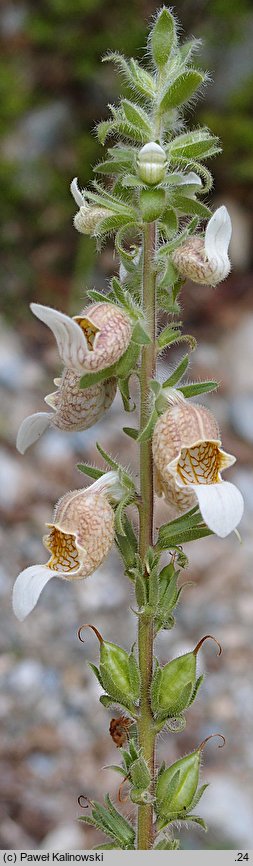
[128,58,156,100]
[87,288,114,305]
[156,525,213,550]
[179,380,218,398]
[188,674,204,708]
[159,205,178,238]
[179,37,202,65]
[96,119,114,144]
[94,213,134,238]
[172,194,211,219]
[159,71,205,113]
[131,321,151,345]
[128,652,140,701]
[185,815,208,832]
[155,838,180,850]
[190,783,209,810]
[95,159,131,176]
[151,8,177,68]
[122,100,152,136]
[137,406,158,444]
[162,354,189,387]
[169,128,220,162]
[123,426,139,440]
[88,662,104,688]
[115,494,132,537]
[118,376,135,413]
[76,463,103,480]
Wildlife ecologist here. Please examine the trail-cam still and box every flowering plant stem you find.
[13,6,244,850]
[138,221,157,848]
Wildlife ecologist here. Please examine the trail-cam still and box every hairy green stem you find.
[137,221,157,849]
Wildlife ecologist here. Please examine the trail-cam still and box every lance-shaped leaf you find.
[179,380,218,398]
[150,7,177,68]
[168,128,220,162]
[121,100,152,137]
[159,70,205,114]
[162,354,189,388]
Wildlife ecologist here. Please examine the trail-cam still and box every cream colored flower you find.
[172,206,232,286]
[12,473,121,620]
[152,391,243,537]
[16,371,117,454]
[70,177,111,234]
[30,301,132,375]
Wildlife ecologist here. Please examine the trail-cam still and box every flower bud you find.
[137,142,167,185]
[79,625,140,711]
[30,301,132,375]
[70,177,111,235]
[17,372,117,453]
[152,390,244,537]
[155,734,225,824]
[172,206,232,286]
[151,635,221,718]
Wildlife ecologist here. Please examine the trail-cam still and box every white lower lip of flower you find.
[30,303,89,372]
[12,562,83,622]
[188,480,244,538]
[16,412,52,454]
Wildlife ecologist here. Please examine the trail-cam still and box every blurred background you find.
[0,0,253,851]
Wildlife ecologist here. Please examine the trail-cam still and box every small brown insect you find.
[109,715,132,748]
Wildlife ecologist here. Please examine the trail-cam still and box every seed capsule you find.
[155,734,225,823]
[151,635,221,718]
[137,142,167,185]
[78,625,140,711]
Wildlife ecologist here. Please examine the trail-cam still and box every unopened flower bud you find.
[151,635,221,719]
[30,301,132,375]
[71,177,111,235]
[152,390,243,537]
[13,474,118,620]
[172,206,232,286]
[79,624,140,712]
[137,142,167,185]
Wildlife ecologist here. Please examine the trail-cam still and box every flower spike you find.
[172,206,232,286]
